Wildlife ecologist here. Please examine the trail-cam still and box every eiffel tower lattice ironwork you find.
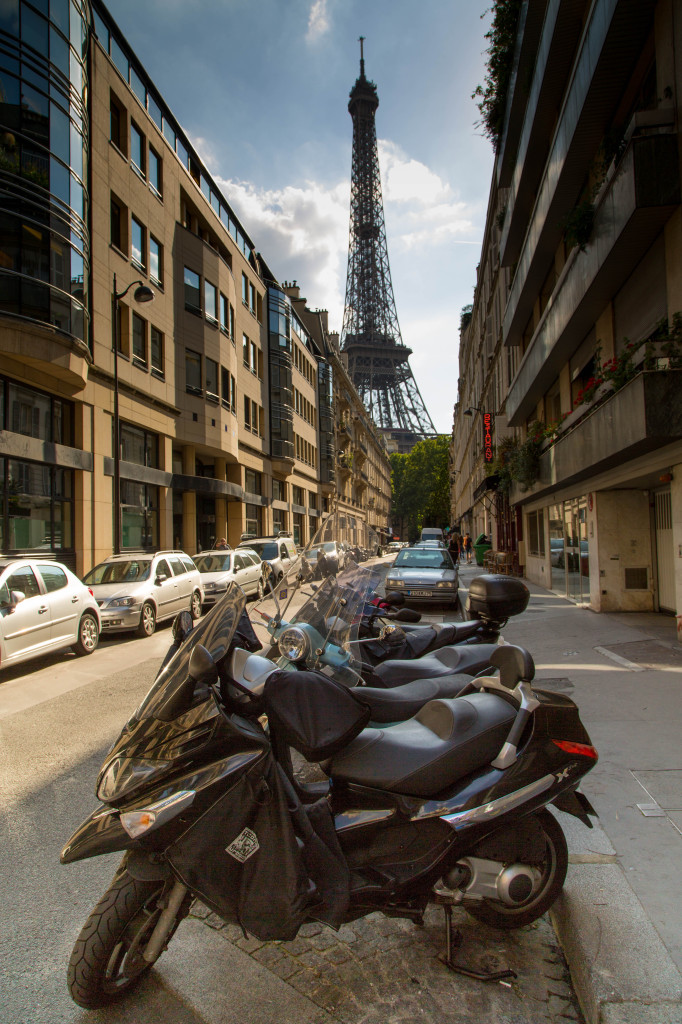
[340,39,436,443]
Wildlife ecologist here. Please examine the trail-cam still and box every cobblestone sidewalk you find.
[190,902,583,1024]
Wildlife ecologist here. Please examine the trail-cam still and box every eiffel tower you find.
[340,39,436,453]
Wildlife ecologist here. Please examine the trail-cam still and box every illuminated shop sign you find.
[483,412,494,463]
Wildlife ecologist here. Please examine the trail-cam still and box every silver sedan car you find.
[385,547,459,608]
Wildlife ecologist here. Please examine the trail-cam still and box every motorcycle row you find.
[62,513,598,1009]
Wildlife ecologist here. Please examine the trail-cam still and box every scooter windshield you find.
[250,512,386,676]
[134,584,247,721]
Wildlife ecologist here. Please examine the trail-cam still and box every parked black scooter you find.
[63,585,598,1009]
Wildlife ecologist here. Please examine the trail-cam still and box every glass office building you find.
[0,0,90,346]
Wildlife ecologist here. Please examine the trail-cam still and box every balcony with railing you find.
[510,370,682,503]
[507,127,679,425]
[502,0,658,346]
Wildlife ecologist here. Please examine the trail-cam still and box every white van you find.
[420,527,444,543]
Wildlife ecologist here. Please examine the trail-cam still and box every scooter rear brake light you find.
[552,739,598,760]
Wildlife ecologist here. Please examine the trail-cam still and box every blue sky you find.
[105,0,495,433]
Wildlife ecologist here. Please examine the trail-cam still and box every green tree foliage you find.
[473,0,523,148]
[391,436,450,541]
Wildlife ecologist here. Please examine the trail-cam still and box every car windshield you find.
[83,559,151,584]
[395,550,454,570]
[194,554,232,573]
[247,541,278,559]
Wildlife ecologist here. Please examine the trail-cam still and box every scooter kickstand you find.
[438,904,517,983]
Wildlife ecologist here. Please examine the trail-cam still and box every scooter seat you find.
[359,677,471,724]
[372,643,500,685]
[329,693,516,797]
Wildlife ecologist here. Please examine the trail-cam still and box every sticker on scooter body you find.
[226,828,260,862]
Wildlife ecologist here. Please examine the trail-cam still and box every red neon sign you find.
[483,412,494,463]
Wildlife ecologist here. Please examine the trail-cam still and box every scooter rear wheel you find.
[67,858,166,1008]
[464,809,567,930]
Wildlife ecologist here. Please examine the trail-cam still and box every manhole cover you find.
[534,677,574,693]
[602,640,682,670]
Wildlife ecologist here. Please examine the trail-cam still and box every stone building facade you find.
[0,0,390,573]
[452,0,682,629]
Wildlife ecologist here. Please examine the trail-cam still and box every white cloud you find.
[306,0,331,43]
[216,175,350,330]
[378,140,450,205]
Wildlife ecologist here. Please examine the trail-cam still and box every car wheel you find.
[136,602,156,638]
[190,591,202,620]
[73,612,99,656]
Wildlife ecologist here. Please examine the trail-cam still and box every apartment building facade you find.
[452,0,682,626]
[0,0,391,573]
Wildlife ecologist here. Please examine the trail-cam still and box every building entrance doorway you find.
[654,488,674,611]
[564,498,589,603]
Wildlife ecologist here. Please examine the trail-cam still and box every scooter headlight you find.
[97,756,170,802]
[278,626,310,663]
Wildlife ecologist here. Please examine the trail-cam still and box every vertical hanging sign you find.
[483,412,494,463]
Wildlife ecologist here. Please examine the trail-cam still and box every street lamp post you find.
[112,274,154,554]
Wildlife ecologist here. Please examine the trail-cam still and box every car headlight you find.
[436,581,456,589]
[386,578,404,587]
[108,596,137,607]
[97,756,170,802]
[278,626,311,663]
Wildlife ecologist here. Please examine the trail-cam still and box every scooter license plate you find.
[407,590,431,597]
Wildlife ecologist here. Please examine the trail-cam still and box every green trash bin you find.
[473,533,492,567]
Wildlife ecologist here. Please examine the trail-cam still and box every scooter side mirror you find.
[188,644,218,685]
[490,644,535,688]
[171,610,193,645]
[394,608,421,623]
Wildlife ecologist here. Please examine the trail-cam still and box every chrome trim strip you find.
[440,775,556,831]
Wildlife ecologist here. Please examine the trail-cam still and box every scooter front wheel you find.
[67,858,167,1008]
[464,809,567,930]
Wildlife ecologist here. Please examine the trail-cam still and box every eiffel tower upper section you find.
[340,40,436,449]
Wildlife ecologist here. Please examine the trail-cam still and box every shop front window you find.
[3,459,73,552]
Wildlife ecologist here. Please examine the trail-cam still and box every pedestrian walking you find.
[464,533,473,563]
[448,533,460,565]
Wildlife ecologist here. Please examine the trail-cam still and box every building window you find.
[185,349,202,395]
[292,485,304,506]
[148,146,162,197]
[120,480,158,551]
[250,341,257,375]
[130,122,145,177]
[119,423,158,467]
[308,491,317,510]
[272,479,286,501]
[131,217,145,271]
[110,92,126,154]
[242,272,248,306]
[245,502,261,537]
[110,195,126,252]
[131,313,146,364]
[249,283,256,315]
[205,358,218,401]
[184,266,200,313]
[273,508,286,533]
[2,459,74,553]
[229,303,235,341]
[528,510,545,557]
[292,512,303,547]
[245,469,261,495]
[219,292,229,334]
[244,394,251,429]
[149,236,162,286]
[151,327,164,375]
[5,379,74,445]
[204,279,217,322]
[243,333,249,366]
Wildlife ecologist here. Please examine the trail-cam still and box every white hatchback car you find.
[0,557,100,670]
[194,548,265,608]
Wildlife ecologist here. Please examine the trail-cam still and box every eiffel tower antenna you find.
[340,39,436,451]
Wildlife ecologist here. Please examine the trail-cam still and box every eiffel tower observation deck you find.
[340,39,436,453]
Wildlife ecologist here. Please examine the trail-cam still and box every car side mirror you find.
[155,572,168,584]
[8,590,25,612]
